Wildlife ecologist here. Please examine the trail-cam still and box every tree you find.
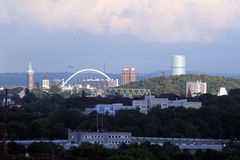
[81,90,86,98]
[27,142,63,158]
[8,142,25,156]
[49,86,61,95]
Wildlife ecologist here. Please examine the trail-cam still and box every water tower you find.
[172,55,186,76]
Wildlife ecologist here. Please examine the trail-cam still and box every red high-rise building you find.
[121,67,136,85]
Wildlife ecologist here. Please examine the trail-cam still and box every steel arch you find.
[62,69,111,87]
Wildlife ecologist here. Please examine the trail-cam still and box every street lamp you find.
[0,87,8,155]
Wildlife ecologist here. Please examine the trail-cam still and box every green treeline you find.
[1,141,240,160]
[123,74,240,95]
[0,89,240,140]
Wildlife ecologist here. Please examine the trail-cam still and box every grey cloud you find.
[5,0,240,43]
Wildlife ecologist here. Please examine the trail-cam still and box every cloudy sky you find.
[0,0,240,73]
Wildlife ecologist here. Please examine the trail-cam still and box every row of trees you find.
[1,141,240,160]
[0,89,240,140]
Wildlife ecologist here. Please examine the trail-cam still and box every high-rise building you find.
[172,55,186,76]
[186,80,207,97]
[27,62,34,91]
[121,67,136,85]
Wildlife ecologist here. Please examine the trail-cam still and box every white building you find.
[132,95,202,114]
[132,96,169,114]
[217,87,228,96]
[68,130,131,149]
[85,96,202,116]
[186,80,207,97]
[172,55,186,76]
[96,103,136,116]
[42,77,50,89]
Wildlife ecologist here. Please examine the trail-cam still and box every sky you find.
[0,0,240,74]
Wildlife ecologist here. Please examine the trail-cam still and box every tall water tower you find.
[172,55,186,76]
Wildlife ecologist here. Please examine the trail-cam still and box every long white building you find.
[68,130,131,148]
[132,96,202,114]
[84,95,202,116]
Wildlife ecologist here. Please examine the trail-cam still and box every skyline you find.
[1,0,240,73]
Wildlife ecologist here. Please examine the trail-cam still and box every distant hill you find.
[122,74,240,95]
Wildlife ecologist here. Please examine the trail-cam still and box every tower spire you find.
[28,62,34,73]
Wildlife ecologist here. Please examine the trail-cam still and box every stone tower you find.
[27,62,34,91]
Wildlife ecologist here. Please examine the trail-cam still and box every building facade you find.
[85,95,202,116]
[68,130,225,151]
[217,87,228,96]
[132,95,202,114]
[79,79,118,89]
[172,55,186,76]
[186,80,207,97]
[50,79,64,87]
[27,62,34,91]
[96,103,136,116]
[42,77,50,89]
[68,130,132,148]
[121,67,136,85]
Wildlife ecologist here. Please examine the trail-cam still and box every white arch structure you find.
[62,68,111,87]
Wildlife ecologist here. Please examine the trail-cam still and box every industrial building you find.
[172,55,186,76]
[67,130,228,151]
[68,130,132,148]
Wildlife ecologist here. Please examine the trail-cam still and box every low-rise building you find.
[132,100,148,114]
[8,87,25,99]
[85,95,202,116]
[1,87,25,107]
[68,130,227,151]
[96,103,136,116]
[132,96,202,113]
[218,87,228,96]
[183,102,202,109]
[68,130,131,148]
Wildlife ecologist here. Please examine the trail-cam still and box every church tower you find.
[27,62,34,91]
